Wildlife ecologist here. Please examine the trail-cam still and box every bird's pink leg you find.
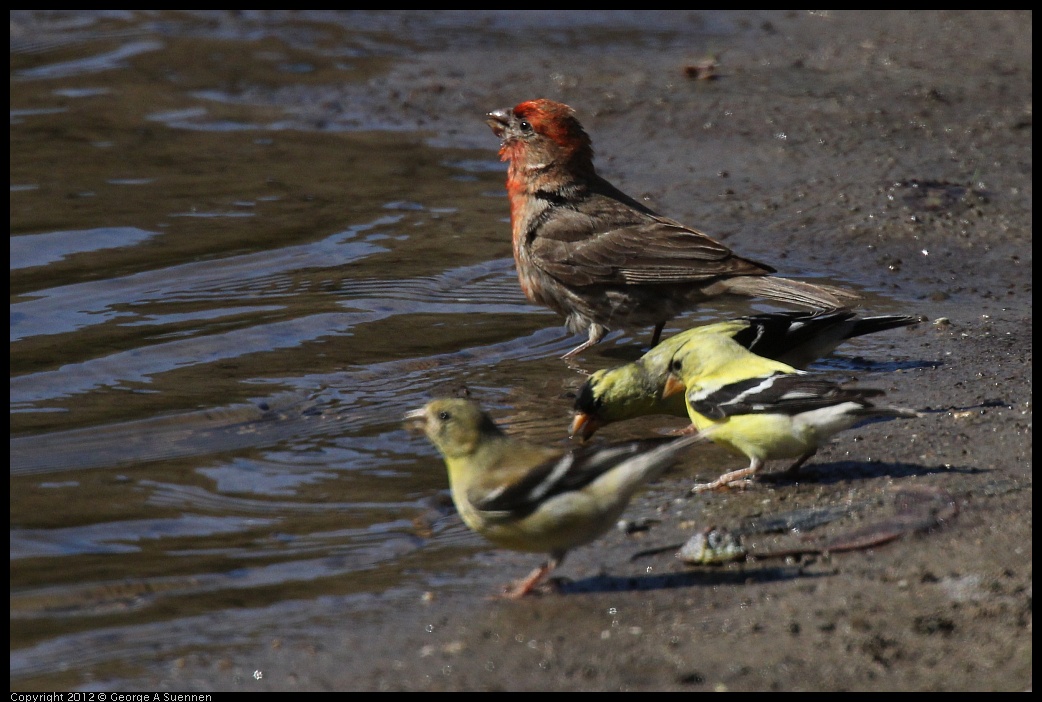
[561,326,606,359]
[691,458,764,493]
[497,557,562,599]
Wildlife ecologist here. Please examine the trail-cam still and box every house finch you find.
[660,333,920,492]
[486,99,859,359]
[405,398,700,598]
[571,310,920,440]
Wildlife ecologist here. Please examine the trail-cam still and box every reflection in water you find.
[8,10,605,689]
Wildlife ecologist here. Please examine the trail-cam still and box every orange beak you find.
[569,412,601,442]
[662,373,687,400]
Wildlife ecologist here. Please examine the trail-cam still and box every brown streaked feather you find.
[716,276,858,310]
[530,220,774,287]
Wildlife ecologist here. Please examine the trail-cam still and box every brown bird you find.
[486,98,858,359]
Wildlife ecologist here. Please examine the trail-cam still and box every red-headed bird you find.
[487,98,858,359]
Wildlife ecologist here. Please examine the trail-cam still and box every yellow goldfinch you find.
[571,310,919,441]
[405,398,700,598]
[660,332,920,492]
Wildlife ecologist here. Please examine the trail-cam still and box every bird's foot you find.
[563,357,593,375]
[691,465,760,493]
[492,561,557,599]
[691,478,754,494]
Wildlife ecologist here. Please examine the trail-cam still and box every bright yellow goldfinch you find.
[406,398,700,598]
[571,310,919,441]
[660,333,920,492]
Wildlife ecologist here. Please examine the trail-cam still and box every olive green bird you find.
[406,398,700,597]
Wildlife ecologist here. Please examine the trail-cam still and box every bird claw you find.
[492,560,558,599]
[691,478,754,494]
[492,577,562,600]
[691,464,761,494]
[563,357,593,375]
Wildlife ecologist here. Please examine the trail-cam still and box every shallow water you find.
[10,11,933,689]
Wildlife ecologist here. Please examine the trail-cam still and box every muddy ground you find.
[133,11,1030,691]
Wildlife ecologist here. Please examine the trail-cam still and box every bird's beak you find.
[569,412,601,442]
[403,408,428,435]
[661,373,687,399]
[486,108,510,138]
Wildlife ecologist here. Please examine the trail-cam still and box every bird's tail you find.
[719,276,860,310]
[846,314,923,339]
[732,310,922,368]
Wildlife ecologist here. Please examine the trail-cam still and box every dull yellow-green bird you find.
[406,398,700,597]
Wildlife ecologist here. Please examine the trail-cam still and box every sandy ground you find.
[134,11,1031,691]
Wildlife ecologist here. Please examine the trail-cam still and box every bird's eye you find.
[438,410,451,421]
[519,120,533,133]
[670,359,682,372]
